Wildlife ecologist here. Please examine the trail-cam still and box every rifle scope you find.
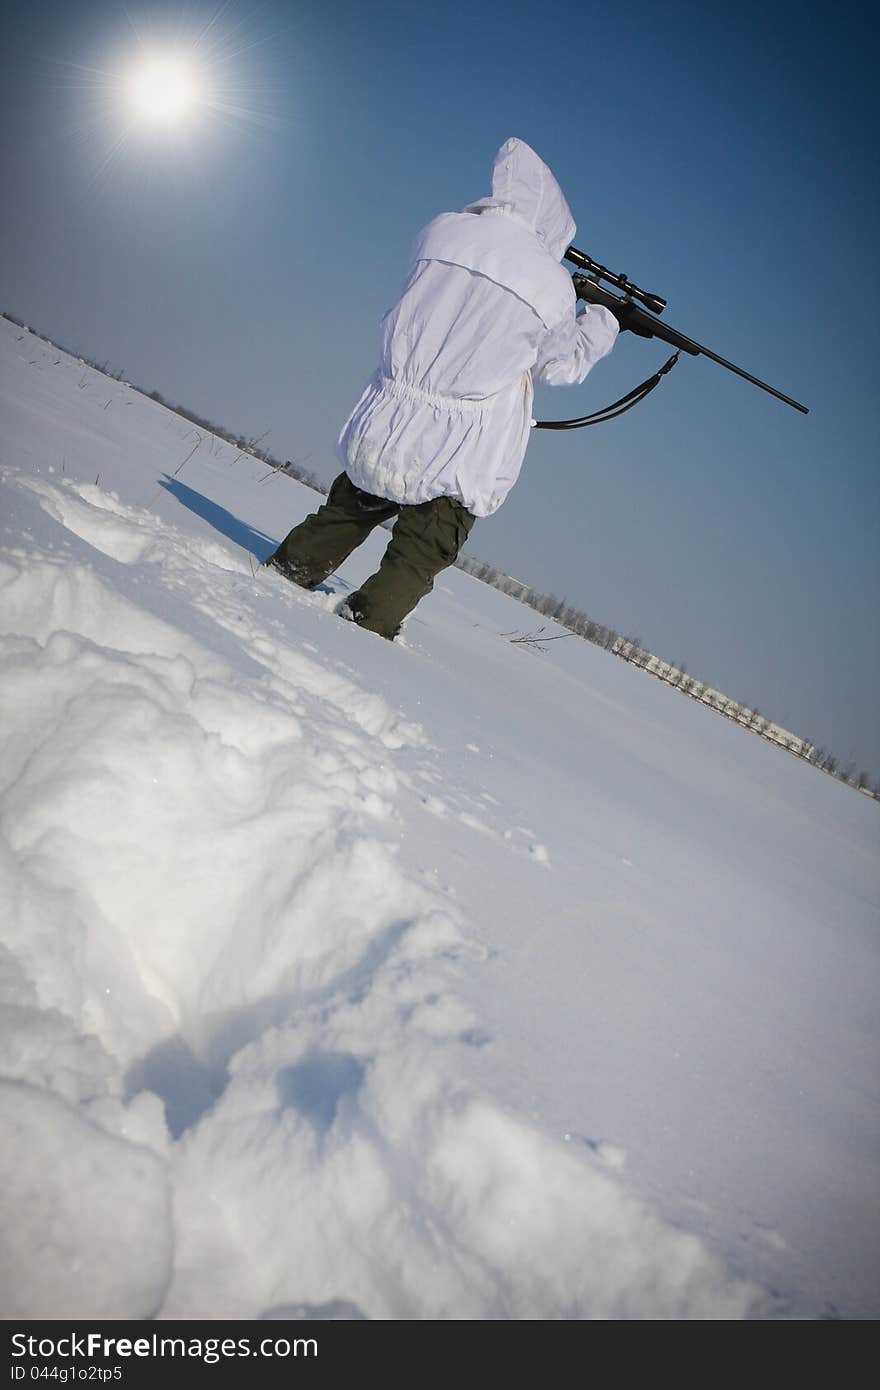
[565,246,667,315]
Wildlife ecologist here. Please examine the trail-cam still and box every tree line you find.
[455,553,878,799]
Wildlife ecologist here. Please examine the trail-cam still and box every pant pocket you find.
[445,499,476,561]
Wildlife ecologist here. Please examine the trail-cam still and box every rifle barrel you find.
[573,275,809,415]
[643,309,810,414]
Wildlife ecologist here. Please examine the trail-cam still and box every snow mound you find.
[0,1079,172,1319]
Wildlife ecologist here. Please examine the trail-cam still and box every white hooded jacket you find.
[338,138,619,518]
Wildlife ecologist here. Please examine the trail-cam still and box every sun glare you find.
[63,7,282,185]
[126,54,200,125]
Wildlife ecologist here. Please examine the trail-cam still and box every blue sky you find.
[1,0,877,774]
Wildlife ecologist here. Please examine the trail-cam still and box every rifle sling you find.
[534,351,680,430]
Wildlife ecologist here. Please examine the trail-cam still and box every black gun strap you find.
[533,351,680,430]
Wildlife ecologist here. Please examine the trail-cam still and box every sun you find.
[61,9,283,184]
[126,53,201,126]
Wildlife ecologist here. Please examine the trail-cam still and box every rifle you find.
[534,245,808,429]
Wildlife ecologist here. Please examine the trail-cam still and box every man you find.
[267,137,622,639]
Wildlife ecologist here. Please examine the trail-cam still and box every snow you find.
[0,1080,172,1320]
[1,318,878,1319]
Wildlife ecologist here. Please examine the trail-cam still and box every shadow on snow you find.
[159,476,278,562]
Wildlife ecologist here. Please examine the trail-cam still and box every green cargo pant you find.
[267,472,476,639]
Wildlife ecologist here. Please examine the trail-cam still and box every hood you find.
[465,137,576,262]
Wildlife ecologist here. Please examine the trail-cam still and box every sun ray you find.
[81,127,134,198]
[38,0,289,197]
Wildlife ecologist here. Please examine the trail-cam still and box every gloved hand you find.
[607,299,654,338]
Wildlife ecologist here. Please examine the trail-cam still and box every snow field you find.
[1,320,877,1318]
